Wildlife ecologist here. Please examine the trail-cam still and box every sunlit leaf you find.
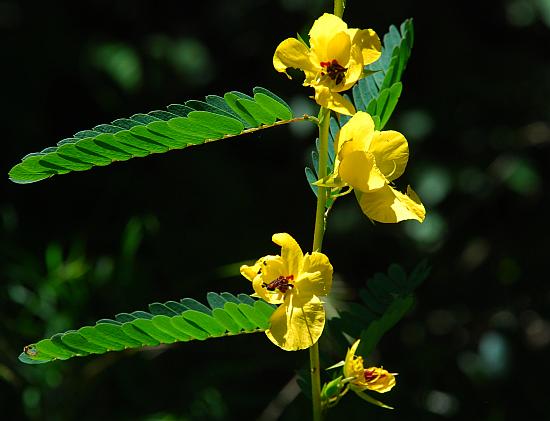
[352,19,414,128]
[9,87,297,184]
[19,292,275,364]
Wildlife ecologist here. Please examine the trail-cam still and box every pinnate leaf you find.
[19,292,276,364]
[9,87,297,184]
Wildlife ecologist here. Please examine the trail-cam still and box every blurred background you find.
[2,0,550,419]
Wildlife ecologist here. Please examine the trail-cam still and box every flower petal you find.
[335,111,375,157]
[338,62,364,92]
[364,368,397,393]
[240,260,262,282]
[309,13,348,58]
[266,295,325,351]
[329,112,375,182]
[352,28,382,65]
[298,251,333,297]
[368,130,409,181]
[314,86,355,115]
[344,339,363,379]
[356,184,426,223]
[338,149,387,192]
[326,30,351,66]
[272,233,303,277]
[273,38,317,77]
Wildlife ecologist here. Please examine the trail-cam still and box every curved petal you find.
[332,112,374,177]
[364,368,397,393]
[338,149,387,192]
[314,86,355,115]
[272,233,303,277]
[273,38,317,77]
[356,184,426,223]
[240,259,262,282]
[335,112,375,157]
[343,339,364,379]
[298,251,333,297]
[309,13,348,59]
[352,28,382,65]
[338,62,364,92]
[266,295,325,351]
[368,130,409,181]
[326,31,351,67]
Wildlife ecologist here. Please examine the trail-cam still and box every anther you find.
[320,59,346,85]
[262,275,294,293]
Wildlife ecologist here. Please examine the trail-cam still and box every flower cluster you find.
[240,18,423,410]
[274,13,425,223]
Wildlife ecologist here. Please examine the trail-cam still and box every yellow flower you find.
[273,13,381,115]
[317,111,425,223]
[344,340,396,393]
[240,233,333,351]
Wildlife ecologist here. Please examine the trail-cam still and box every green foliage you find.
[298,262,429,399]
[357,295,413,357]
[19,292,275,364]
[8,87,294,184]
[353,19,414,129]
[331,260,430,357]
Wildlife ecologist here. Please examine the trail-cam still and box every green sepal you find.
[322,376,344,400]
[354,390,394,410]
[325,360,345,370]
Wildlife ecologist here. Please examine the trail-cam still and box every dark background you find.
[2,0,550,419]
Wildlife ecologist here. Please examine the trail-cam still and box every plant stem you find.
[309,106,331,421]
[309,3,344,419]
[334,0,345,18]
[309,341,323,421]
[312,107,331,253]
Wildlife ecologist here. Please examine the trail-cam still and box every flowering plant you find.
[9,0,428,418]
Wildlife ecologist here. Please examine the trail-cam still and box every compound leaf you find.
[19,292,276,364]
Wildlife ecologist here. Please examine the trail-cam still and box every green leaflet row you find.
[9,87,294,184]
[19,292,276,364]
[352,18,414,130]
[330,261,430,357]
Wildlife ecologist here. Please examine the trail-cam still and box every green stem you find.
[334,0,345,18]
[312,107,331,253]
[309,106,331,421]
[309,341,323,421]
[309,5,344,419]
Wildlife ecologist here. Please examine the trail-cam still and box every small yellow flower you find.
[317,111,425,223]
[240,233,333,351]
[273,13,381,115]
[344,340,396,393]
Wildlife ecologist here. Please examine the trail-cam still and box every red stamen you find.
[319,59,346,85]
[263,275,294,293]
[364,369,376,381]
